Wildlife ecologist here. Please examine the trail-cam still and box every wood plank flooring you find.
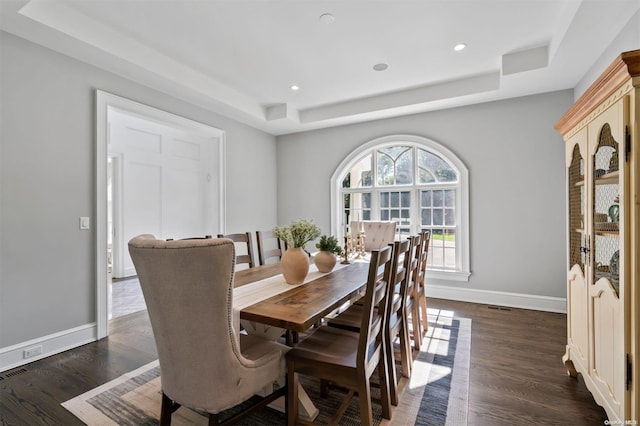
[0,298,607,425]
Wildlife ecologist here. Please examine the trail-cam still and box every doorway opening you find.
[96,91,226,337]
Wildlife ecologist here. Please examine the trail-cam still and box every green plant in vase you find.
[314,234,343,273]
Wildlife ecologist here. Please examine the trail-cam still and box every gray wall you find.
[575,9,639,99]
[277,90,573,298]
[0,31,277,348]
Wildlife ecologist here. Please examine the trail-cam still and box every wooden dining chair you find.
[256,229,284,265]
[128,235,289,425]
[286,246,393,425]
[407,233,424,350]
[415,230,431,335]
[326,238,414,406]
[217,232,255,269]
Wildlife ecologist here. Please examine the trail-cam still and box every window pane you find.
[343,193,352,225]
[445,189,455,206]
[433,190,444,206]
[377,146,412,186]
[421,190,431,206]
[391,192,399,207]
[422,209,432,226]
[377,153,394,186]
[418,148,457,183]
[444,208,456,226]
[444,229,457,268]
[345,155,372,188]
[381,210,389,220]
[362,193,371,208]
[433,208,443,225]
[381,192,389,208]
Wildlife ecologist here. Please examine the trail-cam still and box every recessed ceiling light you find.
[290,85,300,91]
[319,13,335,24]
[454,43,467,52]
[373,63,389,71]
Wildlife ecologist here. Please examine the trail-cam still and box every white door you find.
[108,109,220,278]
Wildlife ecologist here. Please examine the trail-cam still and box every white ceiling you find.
[1,0,638,135]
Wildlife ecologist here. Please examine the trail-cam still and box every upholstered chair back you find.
[128,234,286,415]
[350,220,397,251]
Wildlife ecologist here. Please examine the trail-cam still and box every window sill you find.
[426,269,471,282]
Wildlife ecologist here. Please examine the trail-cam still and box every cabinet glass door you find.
[591,123,620,296]
[568,144,585,271]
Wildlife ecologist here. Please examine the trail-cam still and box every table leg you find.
[241,320,319,421]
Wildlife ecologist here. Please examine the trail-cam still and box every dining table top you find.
[233,261,370,332]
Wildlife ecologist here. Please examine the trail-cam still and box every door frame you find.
[96,90,226,339]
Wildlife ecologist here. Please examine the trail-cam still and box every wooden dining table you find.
[234,261,370,332]
[232,260,371,421]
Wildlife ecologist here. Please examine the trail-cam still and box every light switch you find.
[80,217,90,230]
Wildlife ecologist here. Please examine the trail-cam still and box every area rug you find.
[62,309,470,425]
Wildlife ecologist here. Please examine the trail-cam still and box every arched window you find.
[331,135,470,281]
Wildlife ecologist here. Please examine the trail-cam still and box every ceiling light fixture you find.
[319,13,335,24]
[373,63,389,71]
[290,85,300,91]
[454,43,467,52]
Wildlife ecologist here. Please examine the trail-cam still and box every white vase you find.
[280,247,310,284]
[314,251,337,273]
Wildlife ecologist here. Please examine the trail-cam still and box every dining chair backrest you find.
[217,232,255,269]
[350,220,397,251]
[256,229,284,265]
[384,238,414,396]
[127,234,288,423]
[408,233,424,349]
[358,245,394,368]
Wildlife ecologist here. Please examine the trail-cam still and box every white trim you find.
[330,134,471,280]
[95,90,226,339]
[0,324,97,372]
[426,284,567,313]
[96,91,109,339]
[427,269,471,282]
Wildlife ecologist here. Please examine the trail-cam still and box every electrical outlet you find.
[23,345,42,359]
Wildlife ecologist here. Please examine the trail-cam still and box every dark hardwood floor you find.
[0,298,607,425]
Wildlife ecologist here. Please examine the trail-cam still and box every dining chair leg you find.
[378,351,392,420]
[385,331,399,406]
[400,321,412,378]
[287,366,299,426]
[357,375,374,426]
[420,295,429,332]
[411,302,423,350]
[160,392,173,426]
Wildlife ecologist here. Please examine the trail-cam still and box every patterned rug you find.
[62,309,470,425]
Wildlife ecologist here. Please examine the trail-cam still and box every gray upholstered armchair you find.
[350,220,397,251]
[128,234,289,425]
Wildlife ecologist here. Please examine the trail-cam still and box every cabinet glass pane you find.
[568,145,584,271]
[591,123,620,296]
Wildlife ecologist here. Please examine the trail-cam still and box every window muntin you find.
[377,146,413,186]
[335,137,469,279]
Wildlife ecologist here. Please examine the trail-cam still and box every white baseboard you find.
[0,323,97,372]
[426,284,567,313]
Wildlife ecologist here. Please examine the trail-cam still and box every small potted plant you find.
[274,219,321,284]
[314,234,343,273]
